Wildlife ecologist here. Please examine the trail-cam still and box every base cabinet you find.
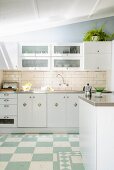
[18,94,46,127]
[47,93,79,127]
[79,99,114,170]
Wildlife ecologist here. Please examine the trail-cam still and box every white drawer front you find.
[0,93,17,99]
[0,116,17,127]
[0,105,17,115]
[0,98,17,104]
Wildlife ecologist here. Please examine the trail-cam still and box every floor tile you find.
[5,162,30,170]
[10,153,32,162]
[1,142,19,147]
[0,162,8,170]
[0,154,12,161]
[34,147,53,154]
[0,147,16,154]
[18,142,36,147]
[37,137,53,142]
[71,163,85,170]
[15,147,34,153]
[71,155,83,163]
[22,137,37,142]
[0,133,85,170]
[70,142,79,147]
[5,138,22,142]
[32,154,53,161]
[36,142,53,147]
[29,162,53,170]
[53,147,72,153]
[54,142,70,147]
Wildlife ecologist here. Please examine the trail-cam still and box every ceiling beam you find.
[33,0,40,18]
[88,0,101,18]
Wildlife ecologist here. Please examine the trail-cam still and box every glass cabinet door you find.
[52,44,82,56]
[21,57,50,70]
[21,44,50,56]
[52,57,83,70]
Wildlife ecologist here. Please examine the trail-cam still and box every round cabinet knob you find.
[23,103,27,107]
[38,103,41,107]
[55,103,58,107]
[67,96,69,98]
[64,96,65,98]
[33,96,35,98]
[29,96,32,98]
[74,103,77,107]
[97,50,100,53]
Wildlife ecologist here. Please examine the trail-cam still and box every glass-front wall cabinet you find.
[19,44,50,70]
[21,57,50,70]
[19,43,83,70]
[21,44,50,56]
[52,57,83,71]
[52,44,83,56]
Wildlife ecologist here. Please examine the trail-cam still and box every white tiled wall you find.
[3,71,106,91]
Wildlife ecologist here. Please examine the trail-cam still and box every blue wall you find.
[3,16,114,42]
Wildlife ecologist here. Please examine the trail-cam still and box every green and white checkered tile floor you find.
[0,134,85,170]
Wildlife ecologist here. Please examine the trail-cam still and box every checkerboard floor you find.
[0,134,85,170]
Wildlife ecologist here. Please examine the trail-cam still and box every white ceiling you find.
[0,0,114,36]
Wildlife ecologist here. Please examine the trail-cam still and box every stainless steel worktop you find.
[79,93,114,106]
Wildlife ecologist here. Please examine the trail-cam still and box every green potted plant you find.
[83,24,114,41]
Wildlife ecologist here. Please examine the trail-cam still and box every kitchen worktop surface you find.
[0,89,112,94]
[79,93,114,106]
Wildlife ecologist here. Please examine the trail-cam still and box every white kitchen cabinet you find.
[83,42,112,70]
[20,43,50,57]
[52,57,83,71]
[66,94,79,127]
[47,94,66,127]
[20,57,50,71]
[52,43,83,57]
[0,93,17,127]
[47,93,79,128]
[79,97,114,170]
[18,94,46,127]
[19,43,51,70]
[0,42,18,69]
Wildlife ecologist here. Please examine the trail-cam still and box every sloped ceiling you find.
[0,0,114,36]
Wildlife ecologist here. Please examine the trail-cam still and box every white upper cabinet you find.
[51,43,84,71]
[20,43,51,57]
[0,42,18,70]
[52,43,83,57]
[83,42,112,70]
[19,43,51,70]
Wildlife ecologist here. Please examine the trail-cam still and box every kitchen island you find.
[79,93,114,170]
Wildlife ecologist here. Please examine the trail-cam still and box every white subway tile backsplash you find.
[3,71,106,91]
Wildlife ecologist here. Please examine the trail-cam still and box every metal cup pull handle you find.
[23,103,27,107]
[74,103,77,107]
[55,103,58,107]
[38,103,41,107]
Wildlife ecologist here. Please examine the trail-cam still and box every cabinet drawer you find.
[0,115,17,127]
[0,93,17,99]
[0,105,17,115]
[84,42,111,54]
[0,98,17,104]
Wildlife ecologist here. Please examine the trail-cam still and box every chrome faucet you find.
[56,74,69,86]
